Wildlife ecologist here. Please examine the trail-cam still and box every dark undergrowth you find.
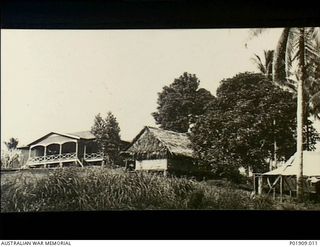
[1,167,320,212]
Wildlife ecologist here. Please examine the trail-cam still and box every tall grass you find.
[1,167,319,212]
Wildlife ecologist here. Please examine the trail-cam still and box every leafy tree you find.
[91,112,122,167]
[1,138,20,169]
[152,72,215,133]
[190,73,319,181]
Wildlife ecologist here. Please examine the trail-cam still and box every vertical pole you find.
[75,141,78,157]
[44,146,47,168]
[29,146,32,159]
[273,119,277,170]
[59,143,63,168]
[258,176,263,195]
[253,174,256,194]
[163,170,167,177]
[280,176,283,203]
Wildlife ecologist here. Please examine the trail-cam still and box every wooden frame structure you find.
[253,151,320,201]
[253,173,318,201]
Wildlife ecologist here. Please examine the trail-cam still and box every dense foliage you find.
[91,112,122,166]
[4,137,19,150]
[190,73,319,179]
[0,167,302,212]
[1,137,21,169]
[152,72,214,133]
[3,168,320,212]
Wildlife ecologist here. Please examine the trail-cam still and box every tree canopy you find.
[91,112,122,166]
[4,137,19,150]
[190,72,319,180]
[152,72,215,133]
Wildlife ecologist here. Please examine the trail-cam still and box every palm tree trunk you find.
[296,28,306,201]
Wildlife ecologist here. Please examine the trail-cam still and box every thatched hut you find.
[123,126,196,175]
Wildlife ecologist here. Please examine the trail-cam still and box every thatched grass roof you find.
[125,126,194,158]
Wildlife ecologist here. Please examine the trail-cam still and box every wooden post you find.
[253,174,256,194]
[44,146,47,167]
[84,144,86,157]
[163,170,167,177]
[75,141,78,157]
[59,144,63,168]
[258,176,263,195]
[280,175,283,203]
[28,146,32,159]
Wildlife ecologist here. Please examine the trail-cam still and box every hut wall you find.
[135,159,167,171]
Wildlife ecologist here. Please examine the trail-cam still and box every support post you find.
[28,146,32,159]
[280,175,283,203]
[44,146,47,167]
[163,170,167,177]
[258,176,263,195]
[75,141,78,157]
[253,174,256,194]
[59,144,63,167]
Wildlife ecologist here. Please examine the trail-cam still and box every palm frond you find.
[273,28,291,83]
[309,91,320,119]
[251,54,267,74]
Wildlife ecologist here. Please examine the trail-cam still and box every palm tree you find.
[252,50,274,80]
[251,27,320,200]
[4,137,19,150]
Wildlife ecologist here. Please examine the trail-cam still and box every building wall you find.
[135,159,167,171]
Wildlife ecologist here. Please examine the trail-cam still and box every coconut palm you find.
[252,50,274,80]
[250,27,320,200]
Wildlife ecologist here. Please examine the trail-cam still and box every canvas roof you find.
[264,151,320,177]
[126,126,194,158]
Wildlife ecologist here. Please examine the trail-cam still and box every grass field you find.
[1,167,320,212]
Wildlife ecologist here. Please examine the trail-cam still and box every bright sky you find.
[2,28,319,148]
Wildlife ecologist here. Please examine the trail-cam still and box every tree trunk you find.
[296,76,304,200]
[296,28,306,201]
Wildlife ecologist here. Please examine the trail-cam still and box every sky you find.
[1,28,320,149]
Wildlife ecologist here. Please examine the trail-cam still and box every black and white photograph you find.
[1,0,320,241]
[2,27,320,213]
